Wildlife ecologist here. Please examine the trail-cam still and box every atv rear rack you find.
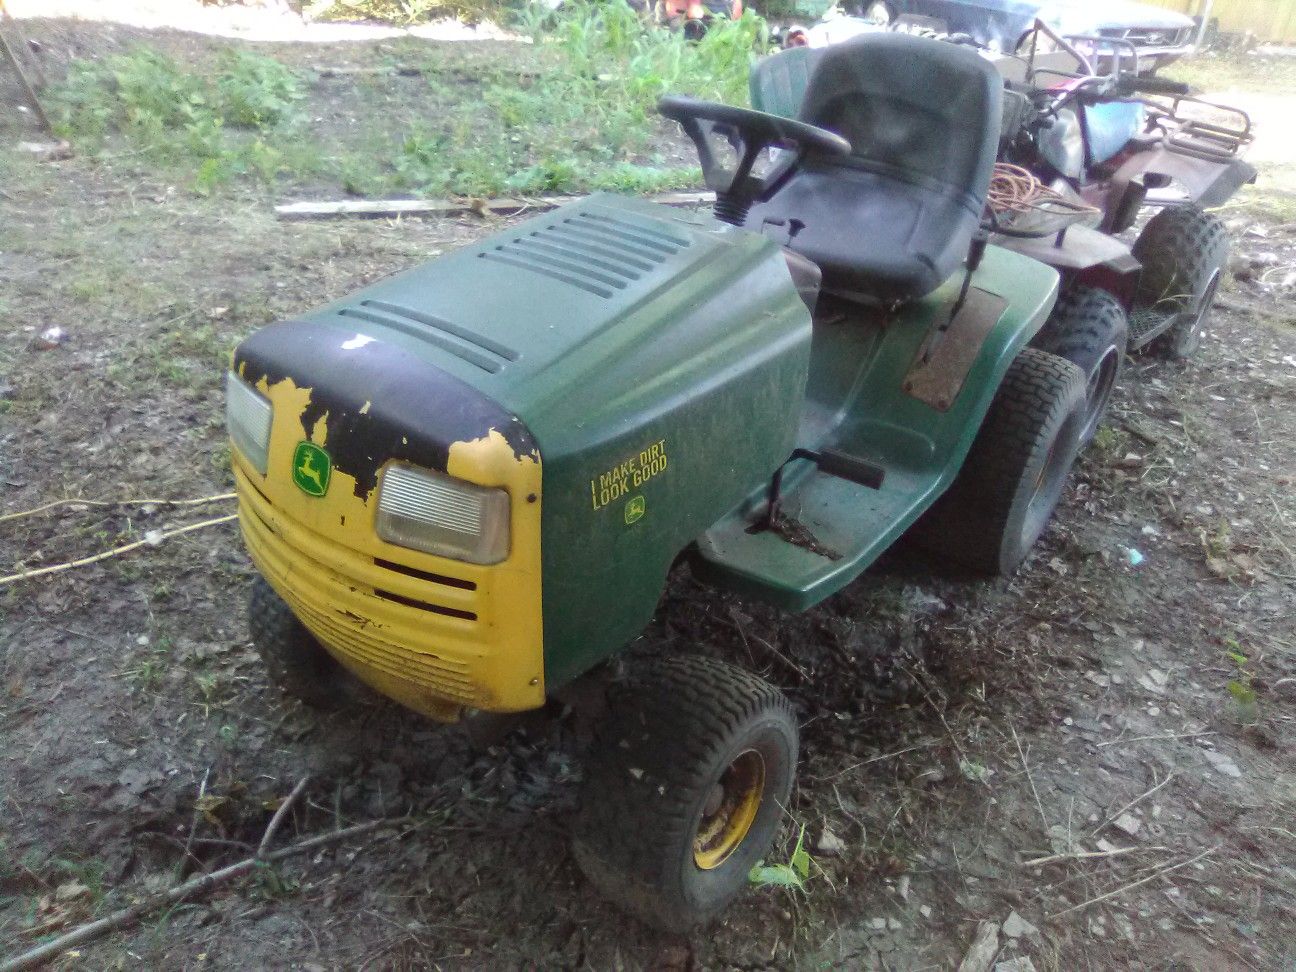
[1144,94,1253,163]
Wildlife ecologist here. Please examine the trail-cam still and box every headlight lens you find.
[226,371,273,475]
[376,463,511,565]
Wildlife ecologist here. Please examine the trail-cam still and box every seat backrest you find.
[797,33,1002,217]
[749,45,823,121]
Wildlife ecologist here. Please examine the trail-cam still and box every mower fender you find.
[694,244,1060,609]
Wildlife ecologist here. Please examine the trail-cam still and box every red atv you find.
[982,24,1255,440]
[631,0,743,37]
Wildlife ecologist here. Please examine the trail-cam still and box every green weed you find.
[312,0,495,25]
[50,47,317,193]
[389,1,766,197]
[1223,638,1258,724]
[216,49,306,128]
[750,822,812,889]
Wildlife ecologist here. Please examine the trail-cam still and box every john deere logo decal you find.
[292,442,331,497]
[624,495,646,525]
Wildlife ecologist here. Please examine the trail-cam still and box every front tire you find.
[1132,205,1229,359]
[249,577,352,709]
[1030,286,1128,448]
[917,348,1086,575]
[573,656,798,933]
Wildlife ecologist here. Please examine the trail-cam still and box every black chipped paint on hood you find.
[234,319,538,500]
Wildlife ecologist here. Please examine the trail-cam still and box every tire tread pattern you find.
[248,577,348,709]
[917,347,1084,574]
[1030,285,1128,443]
[1132,205,1229,357]
[573,655,796,932]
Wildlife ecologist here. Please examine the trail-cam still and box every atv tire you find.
[1030,285,1127,447]
[919,348,1086,575]
[249,577,352,709]
[573,656,798,933]
[1132,205,1229,359]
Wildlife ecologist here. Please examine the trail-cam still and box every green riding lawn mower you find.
[229,32,1187,931]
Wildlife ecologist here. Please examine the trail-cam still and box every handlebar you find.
[1116,74,1192,97]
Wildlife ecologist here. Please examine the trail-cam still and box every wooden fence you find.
[1143,0,1296,44]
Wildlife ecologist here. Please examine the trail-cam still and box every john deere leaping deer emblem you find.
[292,441,331,498]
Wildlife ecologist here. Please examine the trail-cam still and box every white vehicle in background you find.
[782,0,1202,72]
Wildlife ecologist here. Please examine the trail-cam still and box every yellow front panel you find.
[234,374,545,719]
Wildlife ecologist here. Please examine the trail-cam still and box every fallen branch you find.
[0,492,235,525]
[806,739,941,783]
[1088,772,1175,839]
[0,818,400,972]
[1047,844,1220,919]
[274,189,713,221]
[1021,845,1169,868]
[174,767,212,881]
[1011,723,1050,832]
[258,776,310,857]
[0,514,237,586]
[1096,731,1215,748]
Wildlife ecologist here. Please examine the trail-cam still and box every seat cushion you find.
[747,166,982,304]
[746,33,1002,303]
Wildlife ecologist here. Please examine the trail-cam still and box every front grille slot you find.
[374,557,476,591]
[374,588,477,621]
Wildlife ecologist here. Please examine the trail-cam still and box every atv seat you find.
[746,33,1003,304]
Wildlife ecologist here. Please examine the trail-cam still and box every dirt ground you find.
[2,20,1295,972]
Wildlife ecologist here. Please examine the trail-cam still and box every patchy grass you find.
[50,46,319,195]
[44,3,767,199]
[313,0,499,25]
[1165,51,1296,95]
[355,0,764,195]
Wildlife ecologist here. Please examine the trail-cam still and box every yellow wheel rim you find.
[693,749,765,870]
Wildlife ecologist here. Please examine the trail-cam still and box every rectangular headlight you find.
[376,463,510,565]
[226,371,273,475]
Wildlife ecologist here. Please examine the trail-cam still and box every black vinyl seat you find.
[745,33,1003,304]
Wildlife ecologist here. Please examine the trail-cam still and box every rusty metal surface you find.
[902,288,1008,412]
[1101,143,1257,218]
[990,224,1134,272]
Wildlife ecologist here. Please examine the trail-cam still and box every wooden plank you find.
[274,190,714,221]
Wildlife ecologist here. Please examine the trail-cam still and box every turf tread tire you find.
[248,577,351,710]
[1030,286,1128,446]
[1132,205,1229,359]
[573,656,797,933]
[917,348,1085,575]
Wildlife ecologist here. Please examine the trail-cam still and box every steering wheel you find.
[658,96,852,225]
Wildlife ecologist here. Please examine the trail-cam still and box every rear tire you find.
[1030,286,1127,448]
[918,348,1086,575]
[249,577,352,710]
[573,656,798,932]
[1132,205,1229,359]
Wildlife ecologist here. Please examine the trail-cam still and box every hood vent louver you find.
[336,301,518,374]
[478,209,692,299]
